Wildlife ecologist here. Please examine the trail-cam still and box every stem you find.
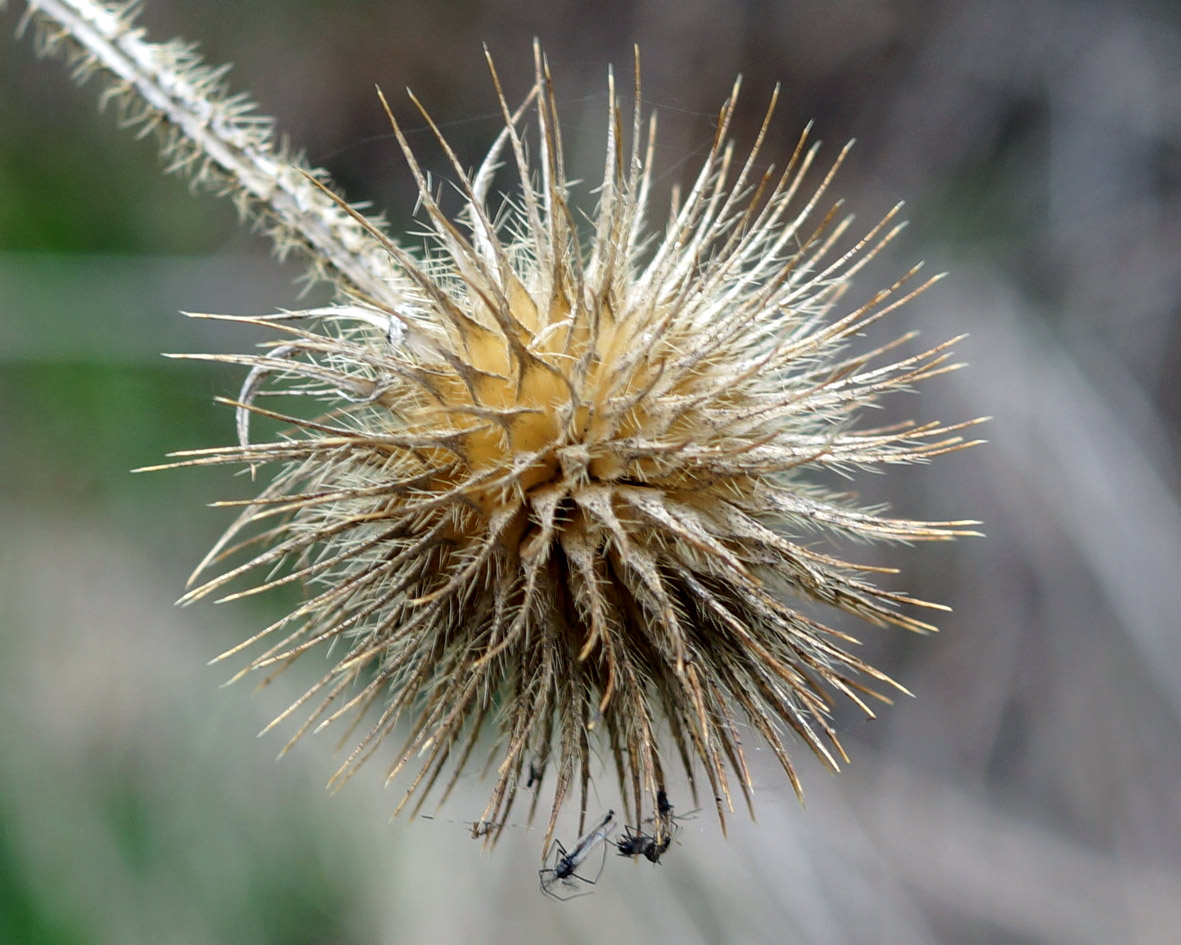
[13,0,405,305]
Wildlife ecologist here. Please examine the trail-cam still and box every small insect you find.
[539,810,616,900]
[644,832,672,863]
[615,824,672,863]
[525,758,546,790]
[615,824,653,858]
[616,789,695,865]
[654,789,700,831]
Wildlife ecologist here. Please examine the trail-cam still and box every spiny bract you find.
[163,46,980,851]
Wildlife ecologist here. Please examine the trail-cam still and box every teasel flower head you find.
[136,43,982,849]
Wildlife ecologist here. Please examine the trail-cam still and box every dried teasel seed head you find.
[152,45,982,851]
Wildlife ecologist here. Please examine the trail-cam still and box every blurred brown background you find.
[2,1,1180,943]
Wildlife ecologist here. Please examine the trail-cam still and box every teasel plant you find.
[12,0,984,856]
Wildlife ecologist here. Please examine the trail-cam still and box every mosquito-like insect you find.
[615,824,672,863]
[615,789,696,865]
[539,810,616,900]
[655,789,701,830]
[614,824,652,858]
[524,758,546,790]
